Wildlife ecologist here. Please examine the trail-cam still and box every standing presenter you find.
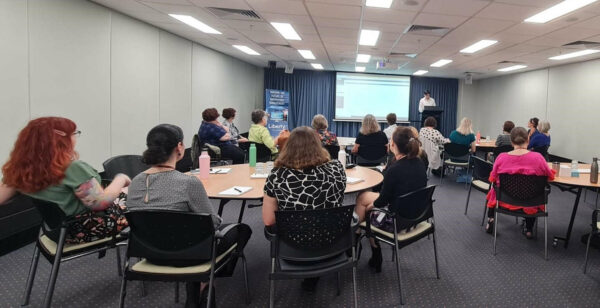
[418,90,436,113]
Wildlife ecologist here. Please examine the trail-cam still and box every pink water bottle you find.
[199,148,210,179]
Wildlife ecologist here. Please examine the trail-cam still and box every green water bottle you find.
[249,144,256,167]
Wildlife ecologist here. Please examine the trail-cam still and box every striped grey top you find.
[127,170,221,226]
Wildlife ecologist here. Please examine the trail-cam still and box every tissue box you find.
[559,165,571,177]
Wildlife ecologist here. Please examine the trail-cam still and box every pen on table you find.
[234,187,242,193]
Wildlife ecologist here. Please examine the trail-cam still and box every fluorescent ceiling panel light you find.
[498,65,527,72]
[359,29,380,46]
[169,14,221,34]
[524,0,597,23]
[430,59,452,67]
[413,70,428,75]
[366,0,394,8]
[298,50,315,60]
[356,54,371,63]
[311,63,324,70]
[355,66,366,72]
[271,22,301,40]
[460,40,498,53]
[233,45,260,55]
[549,49,600,60]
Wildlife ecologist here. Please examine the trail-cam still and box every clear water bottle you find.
[199,148,210,179]
[338,146,347,168]
[571,160,579,178]
[590,157,598,184]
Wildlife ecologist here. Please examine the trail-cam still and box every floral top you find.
[317,129,338,146]
[222,120,241,145]
[419,127,449,146]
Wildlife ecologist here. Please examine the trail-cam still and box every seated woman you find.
[0,117,130,244]
[262,126,346,291]
[311,114,338,146]
[351,114,388,165]
[495,120,514,147]
[419,116,449,173]
[248,109,281,154]
[528,120,551,150]
[355,127,427,272]
[221,108,248,146]
[127,124,252,307]
[527,117,539,139]
[449,117,476,152]
[485,127,554,239]
[198,108,245,164]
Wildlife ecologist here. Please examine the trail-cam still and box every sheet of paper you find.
[219,186,252,196]
[347,177,364,184]
[250,173,269,179]
[210,168,232,174]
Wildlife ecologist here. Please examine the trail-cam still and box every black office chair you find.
[249,142,273,162]
[492,174,550,260]
[362,185,439,305]
[22,199,125,308]
[324,144,341,160]
[355,155,387,167]
[490,145,513,162]
[464,156,493,225]
[175,148,193,173]
[103,155,149,180]
[440,143,471,185]
[583,209,599,274]
[265,205,358,308]
[532,145,550,161]
[119,210,249,308]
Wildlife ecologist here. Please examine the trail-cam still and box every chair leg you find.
[481,202,488,226]
[116,246,123,277]
[544,216,548,261]
[119,272,128,308]
[140,281,146,297]
[393,248,403,305]
[432,231,440,279]
[584,231,594,274]
[22,244,41,306]
[440,161,444,184]
[336,272,341,296]
[493,210,498,256]
[352,247,358,308]
[269,258,275,308]
[242,254,250,305]
[174,282,179,303]
[43,227,67,308]
[464,185,473,215]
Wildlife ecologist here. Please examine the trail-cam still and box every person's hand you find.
[239,137,249,142]
[115,173,131,187]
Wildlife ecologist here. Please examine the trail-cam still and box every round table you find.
[475,139,496,149]
[193,164,384,222]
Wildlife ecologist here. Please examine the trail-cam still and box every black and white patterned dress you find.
[264,160,346,211]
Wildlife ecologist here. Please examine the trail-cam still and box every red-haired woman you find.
[0,117,130,243]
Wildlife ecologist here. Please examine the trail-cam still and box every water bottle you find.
[249,144,257,167]
[591,157,598,184]
[199,148,210,179]
[338,146,347,168]
[571,160,579,178]
[476,131,481,143]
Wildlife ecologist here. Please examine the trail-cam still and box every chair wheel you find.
[552,239,558,248]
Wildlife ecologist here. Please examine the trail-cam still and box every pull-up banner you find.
[265,89,289,137]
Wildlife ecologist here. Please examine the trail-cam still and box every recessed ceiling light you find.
[430,59,452,67]
[356,54,371,63]
[233,45,260,55]
[460,40,498,54]
[549,49,600,60]
[498,65,527,72]
[524,0,598,23]
[298,50,315,60]
[359,29,380,46]
[355,66,366,72]
[271,22,301,40]
[413,70,428,75]
[311,63,324,70]
[366,0,394,8]
[169,14,221,34]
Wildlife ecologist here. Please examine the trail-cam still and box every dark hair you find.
[222,108,236,120]
[251,109,266,124]
[142,124,184,165]
[392,126,420,159]
[510,126,528,146]
[503,120,515,133]
[529,117,539,128]
[424,116,437,128]
[202,108,219,122]
[424,90,430,95]
[386,113,397,125]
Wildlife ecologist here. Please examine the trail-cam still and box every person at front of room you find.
[198,108,245,164]
[449,117,476,153]
[248,109,282,155]
[221,108,248,146]
[419,116,449,175]
[484,127,554,239]
[495,121,515,147]
[311,114,338,146]
[528,120,551,150]
[383,113,397,141]
[127,124,252,307]
[352,114,388,165]
[262,126,346,292]
[418,90,436,113]
[354,127,428,272]
[0,117,130,244]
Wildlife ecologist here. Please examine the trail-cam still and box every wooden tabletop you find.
[549,163,600,188]
[193,164,384,200]
[476,139,496,148]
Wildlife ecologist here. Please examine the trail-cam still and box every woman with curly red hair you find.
[0,117,130,243]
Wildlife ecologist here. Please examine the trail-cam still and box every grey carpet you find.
[1,178,600,308]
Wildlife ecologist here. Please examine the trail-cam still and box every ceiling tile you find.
[188,0,251,10]
[423,0,491,17]
[306,0,362,5]
[259,13,313,26]
[246,0,308,15]
[305,2,361,19]
[476,2,541,22]
[412,13,468,29]
[361,21,409,34]
[313,17,359,29]
[363,8,417,24]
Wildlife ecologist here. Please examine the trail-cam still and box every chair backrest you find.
[389,185,436,231]
[443,143,470,162]
[175,148,193,173]
[274,205,354,262]
[124,210,215,262]
[471,156,493,183]
[103,155,149,180]
[192,134,222,168]
[356,155,387,166]
[250,142,272,162]
[495,174,549,207]
[30,198,68,242]
[493,145,513,157]
[323,144,340,160]
[532,145,549,161]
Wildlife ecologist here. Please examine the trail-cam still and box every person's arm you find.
[262,195,278,226]
[418,100,424,113]
[74,174,130,211]
[0,183,17,204]
[351,143,359,154]
[260,128,277,152]
[373,168,395,208]
[470,141,476,153]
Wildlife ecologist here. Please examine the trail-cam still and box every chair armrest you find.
[264,225,276,241]
[593,209,599,231]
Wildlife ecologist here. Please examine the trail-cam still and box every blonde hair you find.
[360,114,380,135]
[456,117,473,135]
[311,114,328,130]
[538,120,551,134]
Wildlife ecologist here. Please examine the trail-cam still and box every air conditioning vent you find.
[390,52,417,58]
[404,25,450,36]
[206,7,262,21]
[497,60,524,64]
[259,43,292,49]
[563,40,600,47]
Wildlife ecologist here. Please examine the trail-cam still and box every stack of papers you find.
[347,177,364,184]
[250,173,269,179]
[210,168,231,174]
[219,186,252,196]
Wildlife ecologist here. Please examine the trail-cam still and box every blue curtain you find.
[409,76,458,137]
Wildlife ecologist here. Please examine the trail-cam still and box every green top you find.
[248,124,278,153]
[25,160,100,217]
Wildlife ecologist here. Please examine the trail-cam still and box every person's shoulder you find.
[65,160,97,176]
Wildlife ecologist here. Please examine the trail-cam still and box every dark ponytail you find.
[392,127,420,159]
[142,124,184,165]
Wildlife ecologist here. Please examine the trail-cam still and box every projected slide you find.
[335,73,411,121]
